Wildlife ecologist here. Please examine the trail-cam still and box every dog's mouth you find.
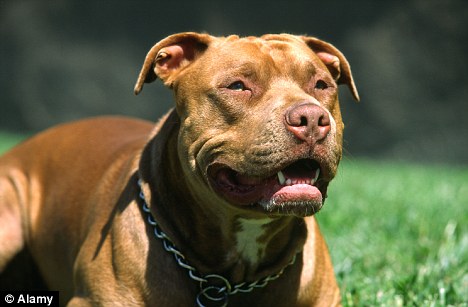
[207,159,328,216]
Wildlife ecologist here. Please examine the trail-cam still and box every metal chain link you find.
[137,179,297,306]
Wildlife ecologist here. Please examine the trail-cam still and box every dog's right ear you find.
[134,32,214,95]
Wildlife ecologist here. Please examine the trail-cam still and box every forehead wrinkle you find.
[239,40,298,79]
[211,36,316,82]
[262,41,315,81]
[224,40,280,78]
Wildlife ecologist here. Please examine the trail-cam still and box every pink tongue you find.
[271,184,321,201]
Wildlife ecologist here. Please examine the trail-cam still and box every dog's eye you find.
[227,81,246,91]
[315,80,328,90]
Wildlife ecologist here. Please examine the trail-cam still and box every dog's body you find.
[0,33,359,306]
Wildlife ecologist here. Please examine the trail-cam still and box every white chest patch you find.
[235,218,273,264]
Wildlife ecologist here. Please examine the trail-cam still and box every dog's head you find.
[135,33,359,217]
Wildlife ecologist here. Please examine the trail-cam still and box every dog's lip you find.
[207,159,328,212]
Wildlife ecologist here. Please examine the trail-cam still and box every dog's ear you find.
[134,32,214,95]
[301,36,360,101]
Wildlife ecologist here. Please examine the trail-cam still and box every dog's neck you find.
[138,110,307,284]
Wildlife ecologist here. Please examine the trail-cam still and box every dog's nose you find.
[285,103,331,144]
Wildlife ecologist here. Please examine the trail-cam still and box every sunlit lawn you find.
[320,159,468,306]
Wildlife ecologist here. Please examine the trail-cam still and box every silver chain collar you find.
[137,179,297,307]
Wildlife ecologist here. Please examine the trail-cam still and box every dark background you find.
[1,0,467,163]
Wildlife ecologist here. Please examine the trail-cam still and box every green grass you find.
[0,132,25,154]
[319,159,468,306]
[1,135,467,305]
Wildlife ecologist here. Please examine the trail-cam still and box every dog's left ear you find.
[134,32,214,95]
[302,36,360,101]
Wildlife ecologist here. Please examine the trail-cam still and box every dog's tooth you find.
[277,171,286,185]
[314,169,320,183]
[286,179,292,186]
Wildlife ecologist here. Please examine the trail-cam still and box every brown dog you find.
[0,33,359,306]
